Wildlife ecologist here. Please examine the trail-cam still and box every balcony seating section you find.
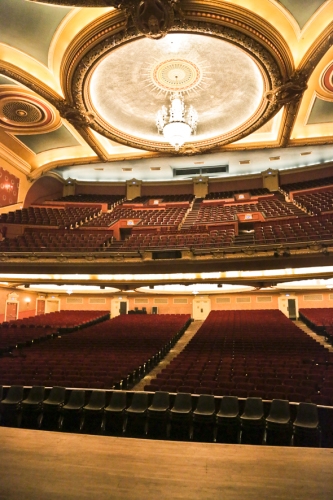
[122,194,195,204]
[56,194,125,209]
[0,229,114,252]
[188,195,305,227]
[281,176,333,195]
[119,227,235,250]
[252,214,333,245]
[146,310,333,404]
[1,187,333,253]
[0,314,191,390]
[205,188,270,200]
[0,205,101,228]
[82,205,188,228]
[293,189,333,215]
[0,310,109,353]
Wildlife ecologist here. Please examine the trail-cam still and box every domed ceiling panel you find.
[0,76,18,87]
[0,0,71,66]
[307,97,333,124]
[89,34,264,144]
[15,125,80,154]
[278,0,327,29]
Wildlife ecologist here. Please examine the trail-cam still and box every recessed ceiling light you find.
[194,161,204,164]
[269,156,280,161]
[122,168,132,171]
[300,152,312,156]
[94,168,104,171]
[239,160,250,164]
[150,167,161,171]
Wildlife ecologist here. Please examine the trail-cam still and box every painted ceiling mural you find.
[0,0,333,182]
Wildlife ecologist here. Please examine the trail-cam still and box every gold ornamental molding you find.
[69,19,287,154]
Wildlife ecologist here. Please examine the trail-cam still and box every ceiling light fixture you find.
[156,92,198,151]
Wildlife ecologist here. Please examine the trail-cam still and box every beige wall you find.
[0,289,332,323]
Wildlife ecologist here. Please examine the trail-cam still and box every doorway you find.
[119,301,127,315]
[5,301,18,321]
[287,298,297,320]
[192,296,211,320]
[36,299,45,315]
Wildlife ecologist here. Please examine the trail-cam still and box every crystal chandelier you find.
[156,92,198,151]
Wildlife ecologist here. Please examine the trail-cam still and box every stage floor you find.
[1,427,333,500]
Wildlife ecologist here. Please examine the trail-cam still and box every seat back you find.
[267,399,290,421]
[172,393,192,412]
[107,391,127,411]
[242,397,263,419]
[195,394,215,414]
[66,389,85,408]
[294,402,319,427]
[128,392,149,411]
[2,385,24,404]
[23,386,45,404]
[218,396,239,418]
[149,391,170,411]
[86,390,106,409]
[44,386,66,405]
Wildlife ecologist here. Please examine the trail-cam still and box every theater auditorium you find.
[1,1,333,498]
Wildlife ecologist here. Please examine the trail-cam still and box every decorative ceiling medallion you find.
[0,94,54,129]
[322,64,333,93]
[151,59,201,92]
[72,20,285,154]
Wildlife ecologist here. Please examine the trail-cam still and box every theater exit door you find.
[192,296,211,320]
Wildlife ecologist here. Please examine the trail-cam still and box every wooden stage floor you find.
[1,427,333,500]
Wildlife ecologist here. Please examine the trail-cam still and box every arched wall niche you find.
[24,175,64,206]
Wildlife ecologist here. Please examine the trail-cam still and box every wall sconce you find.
[25,297,31,304]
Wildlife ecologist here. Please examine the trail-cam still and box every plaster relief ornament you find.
[26,0,181,38]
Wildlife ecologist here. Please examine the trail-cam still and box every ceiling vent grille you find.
[173,165,228,177]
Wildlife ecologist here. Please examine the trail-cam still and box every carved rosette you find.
[0,93,55,130]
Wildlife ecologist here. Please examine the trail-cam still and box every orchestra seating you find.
[146,310,333,405]
[299,308,333,344]
[0,314,191,390]
[0,311,109,353]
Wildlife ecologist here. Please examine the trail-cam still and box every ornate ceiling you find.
[0,0,333,181]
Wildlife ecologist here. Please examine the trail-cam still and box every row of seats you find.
[280,176,333,195]
[0,314,191,389]
[145,310,333,404]
[0,206,101,228]
[205,188,271,200]
[122,194,195,204]
[0,310,109,353]
[56,194,124,209]
[0,229,114,252]
[0,386,322,447]
[294,189,333,215]
[82,205,188,228]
